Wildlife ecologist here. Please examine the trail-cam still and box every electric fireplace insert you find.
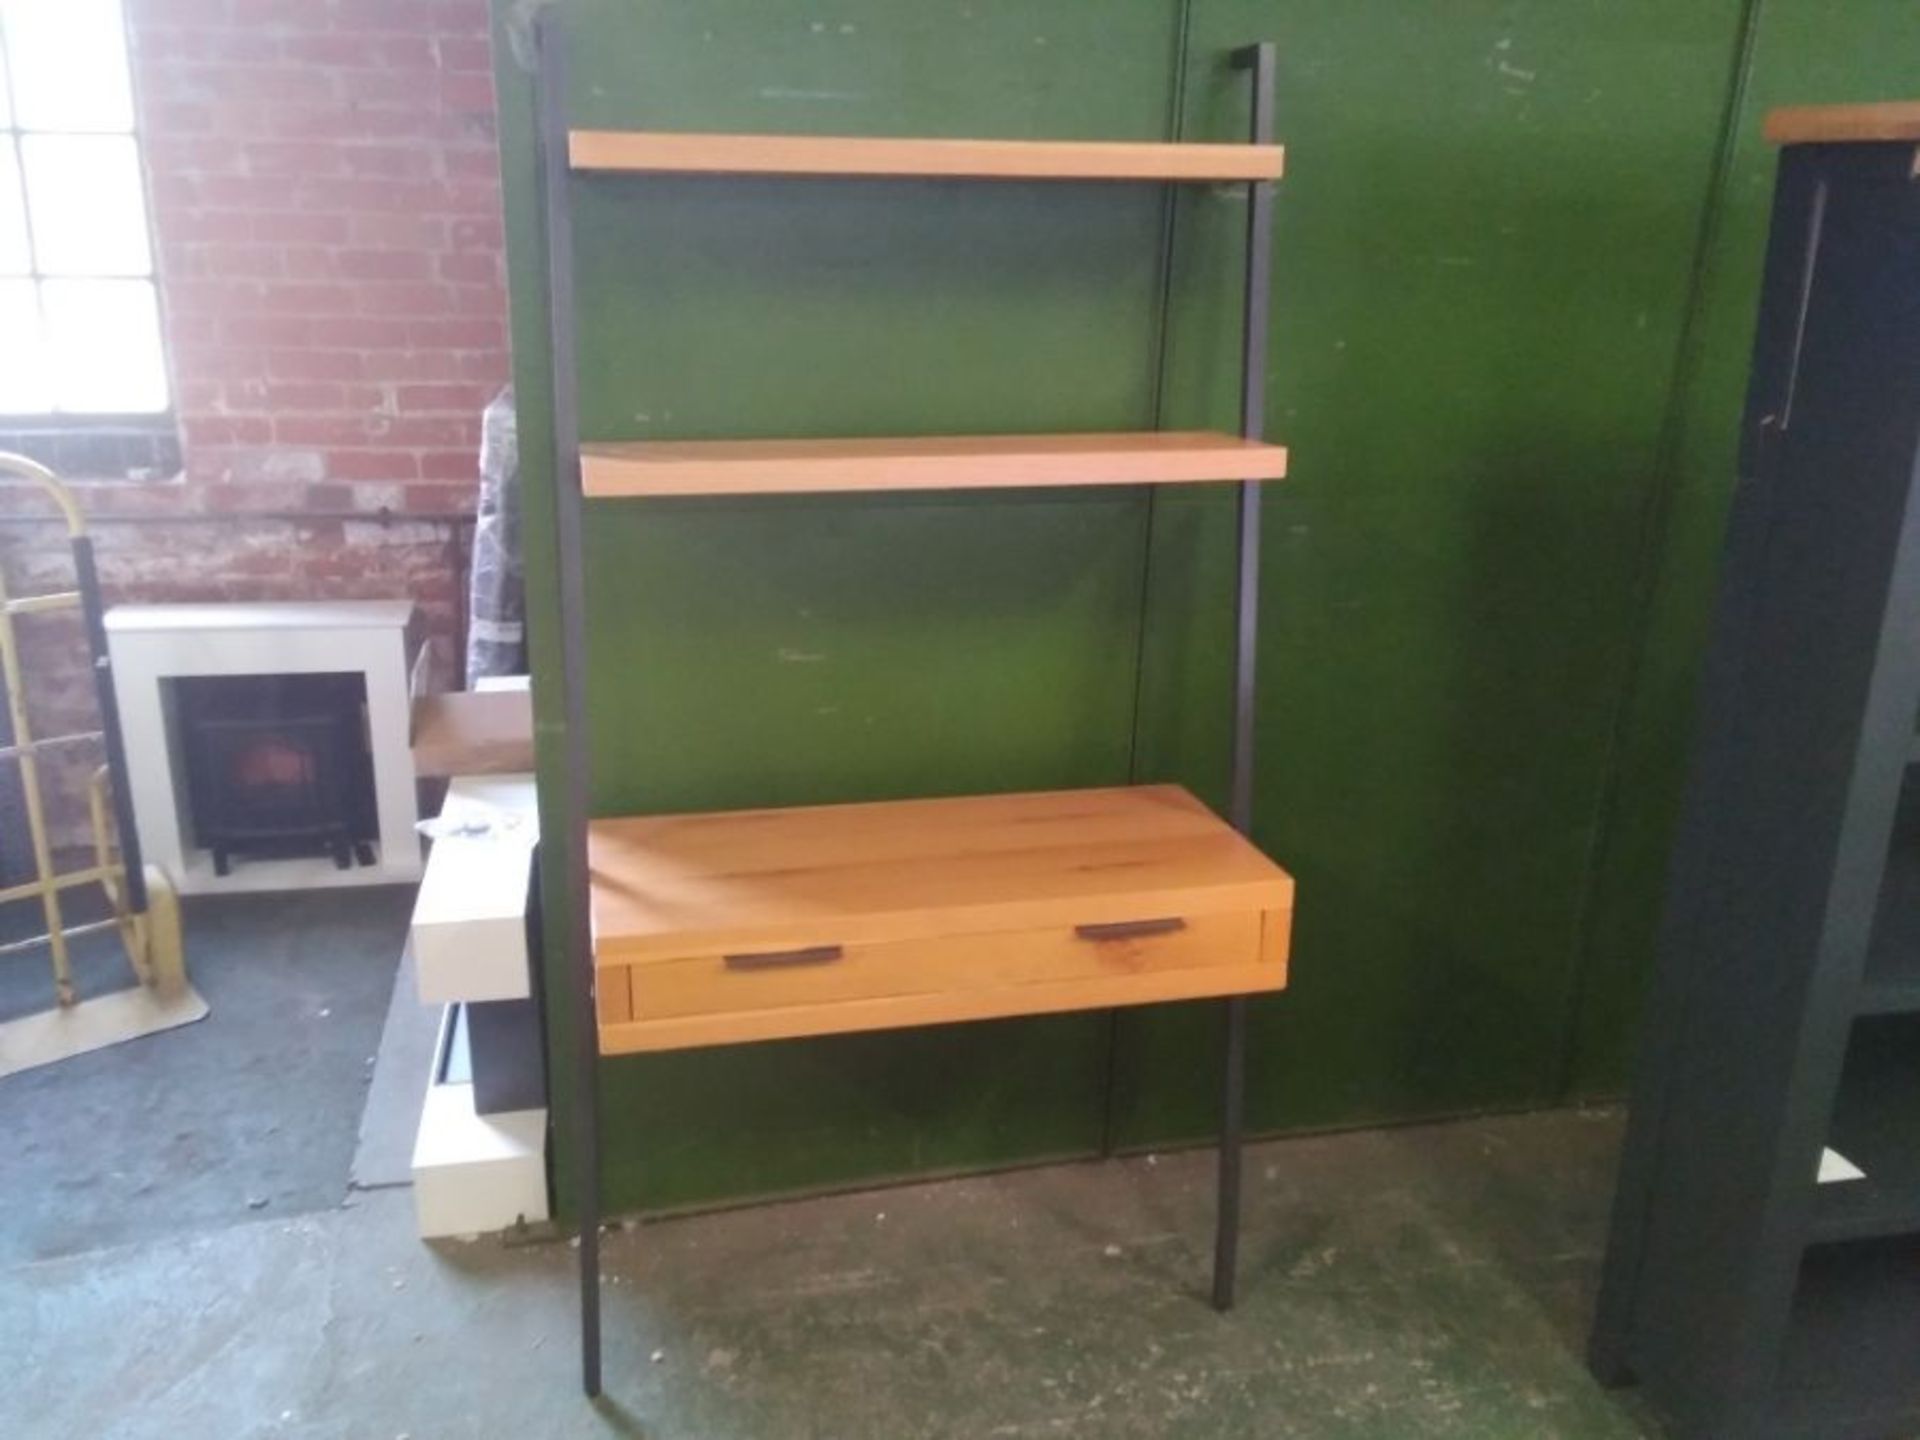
[173,672,378,876]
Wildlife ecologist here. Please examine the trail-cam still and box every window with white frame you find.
[0,0,169,418]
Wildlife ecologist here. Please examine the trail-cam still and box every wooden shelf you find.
[1766,102,1920,146]
[589,784,1293,1053]
[569,130,1285,182]
[580,430,1289,498]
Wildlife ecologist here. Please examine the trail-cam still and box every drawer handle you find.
[1075,917,1187,942]
[723,944,845,971]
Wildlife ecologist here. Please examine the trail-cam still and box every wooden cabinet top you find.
[1766,102,1920,145]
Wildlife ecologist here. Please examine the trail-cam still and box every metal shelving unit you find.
[532,18,1290,1397]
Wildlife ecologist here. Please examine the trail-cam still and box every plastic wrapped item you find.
[415,799,533,844]
[465,386,525,687]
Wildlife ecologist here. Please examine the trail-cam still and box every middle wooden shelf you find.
[589,784,1294,1054]
[580,430,1290,498]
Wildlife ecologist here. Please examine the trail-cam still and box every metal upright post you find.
[1213,40,1275,1314]
[534,15,605,1399]
[71,536,145,912]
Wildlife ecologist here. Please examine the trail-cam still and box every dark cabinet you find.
[1591,107,1920,1439]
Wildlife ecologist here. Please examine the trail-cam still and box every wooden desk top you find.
[590,784,1294,964]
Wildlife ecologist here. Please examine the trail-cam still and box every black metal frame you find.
[533,15,604,1401]
[533,17,1277,1395]
[71,535,146,910]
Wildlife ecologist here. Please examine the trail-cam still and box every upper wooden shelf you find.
[1765,102,1920,145]
[569,130,1285,182]
[581,430,1288,498]
[589,785,1294,1052]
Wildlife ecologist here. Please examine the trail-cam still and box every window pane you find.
[0,278,49,412]
[0,33,12,129]
[2,0,135,133]
[20,133,151,276]
[42,278,167,412]
[0,144,27,274]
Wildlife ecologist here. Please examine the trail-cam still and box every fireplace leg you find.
[330,837,352,870]
[353,840,376,868]
[212,847,232,878]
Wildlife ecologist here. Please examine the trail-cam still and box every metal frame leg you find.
[1212,995,1248,1308]
[534,15,603,1398]
[1213,40,1276,1315]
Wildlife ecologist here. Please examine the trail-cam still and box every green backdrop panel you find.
[1108,0,1751,1145]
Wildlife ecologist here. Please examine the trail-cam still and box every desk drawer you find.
[596,906,1288,1051]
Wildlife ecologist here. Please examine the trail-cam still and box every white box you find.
[410,774,539,1004]
[411,1081,549,1238]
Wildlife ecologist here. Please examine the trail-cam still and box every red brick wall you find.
[0,0,507,854]
[136,0,507,507]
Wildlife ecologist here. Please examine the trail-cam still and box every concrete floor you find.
[0,888,411,1263]
[3,1107,1666,1439]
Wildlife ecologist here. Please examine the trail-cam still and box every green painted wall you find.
[492,0,1920,1216]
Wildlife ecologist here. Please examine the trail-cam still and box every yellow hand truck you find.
[1,452,183,1013]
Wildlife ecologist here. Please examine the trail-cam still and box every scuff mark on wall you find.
[758,87,867,103]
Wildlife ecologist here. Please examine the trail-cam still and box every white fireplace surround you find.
[104,601,425,895]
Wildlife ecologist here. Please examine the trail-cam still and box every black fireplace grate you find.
[174,672,377,876]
